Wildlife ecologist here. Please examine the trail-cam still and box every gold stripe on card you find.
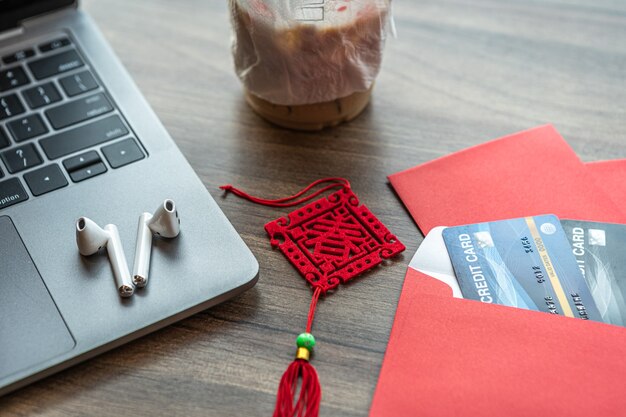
[525,217,574,318]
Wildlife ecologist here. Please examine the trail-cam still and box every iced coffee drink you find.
[229,0,392,131]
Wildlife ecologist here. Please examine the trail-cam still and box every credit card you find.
[561,220,626,326]
[442,215,602,321]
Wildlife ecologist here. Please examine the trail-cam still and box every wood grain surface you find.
[3,0,626,415]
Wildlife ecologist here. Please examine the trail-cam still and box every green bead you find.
[296,333,316,350]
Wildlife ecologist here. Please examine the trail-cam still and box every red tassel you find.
[273,288,323,417]
[273,359,321,417]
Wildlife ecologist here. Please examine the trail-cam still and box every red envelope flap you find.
[587,159,626,205]
[389,125,626,235]
[404,266,454,298]
[370,269,626,417]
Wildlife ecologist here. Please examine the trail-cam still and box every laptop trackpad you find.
[0,216,75,377]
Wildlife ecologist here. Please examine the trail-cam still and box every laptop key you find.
[102,138,144,168]
[23,82,61,109]
[39,38,72,53]
[7,114,48,142]
[69,162,107,183]
[0,178,29,210]
[40,115,128,159]
[24,164,68,196]
[45,93,113,130]
[0,93,25,120]
[28,49,84,80]
[2,48,35,65]
[0,127,10,149]
[59,70,98,97]
[0,66,30,92]
[1,143,42,174]
[63,150,101,172]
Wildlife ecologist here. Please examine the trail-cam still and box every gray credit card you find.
[562,220,626,326]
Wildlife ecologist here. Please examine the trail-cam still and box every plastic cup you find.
[229,0,392,131]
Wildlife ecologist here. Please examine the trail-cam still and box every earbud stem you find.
[104,224,134,297]
[132,213,153,288]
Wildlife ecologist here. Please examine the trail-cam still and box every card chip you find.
[588,229,606,246]
[473,231,494,248]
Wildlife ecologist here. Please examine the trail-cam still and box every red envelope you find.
[388,125,626,235]
[370,268,626,417]
[587,159,626,205]
[371,127,626,416]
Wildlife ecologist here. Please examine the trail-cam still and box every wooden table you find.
[3,0,626,415]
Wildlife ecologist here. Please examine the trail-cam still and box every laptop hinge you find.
[0,1,77,41]
[0,26,25,42]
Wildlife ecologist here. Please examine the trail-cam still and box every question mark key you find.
[1,143,42,174]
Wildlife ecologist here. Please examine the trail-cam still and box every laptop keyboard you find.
[0,35,146,211]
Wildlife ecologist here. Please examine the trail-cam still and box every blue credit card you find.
[562,220,626,326]
[442,215,602,321]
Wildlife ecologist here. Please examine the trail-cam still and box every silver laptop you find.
[0,0,258,395]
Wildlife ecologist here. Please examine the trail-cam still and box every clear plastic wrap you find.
[229,0,392,106]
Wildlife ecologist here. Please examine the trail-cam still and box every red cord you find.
[306,287,322,333]
[220,178,350,208]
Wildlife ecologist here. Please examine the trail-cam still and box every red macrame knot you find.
[265,187,406,292]
[219,179,405,417]
[219,178,405,292]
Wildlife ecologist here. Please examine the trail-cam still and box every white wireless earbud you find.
[76,217,134,298]
[132,199,180,288]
